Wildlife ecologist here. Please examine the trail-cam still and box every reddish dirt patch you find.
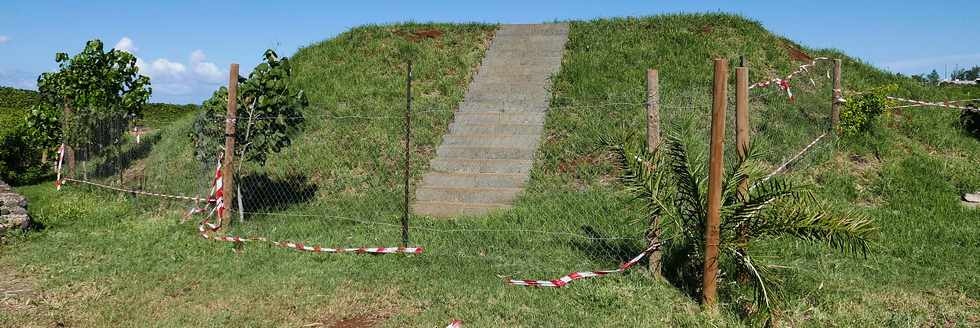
[782,43,813,62]
[698,24,714,35]
[394,28,444,42]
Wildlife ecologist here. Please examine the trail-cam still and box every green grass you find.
[139,103,199,130]
[2,15,980,327]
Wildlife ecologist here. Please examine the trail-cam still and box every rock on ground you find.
[0,179,31,234]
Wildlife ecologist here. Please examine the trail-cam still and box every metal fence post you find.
[402,61,413,247]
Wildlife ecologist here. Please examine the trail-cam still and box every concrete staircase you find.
[412,23,569,218]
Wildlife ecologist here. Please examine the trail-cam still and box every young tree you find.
[926,70,941,85]
[36,39,151,173]
[192,49,307,165]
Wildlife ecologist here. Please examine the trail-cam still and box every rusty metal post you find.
[703,58,728,308]
[735,65,750,284]
[402,61,413,247]
[222,64,239,227]
[832,59,842,128]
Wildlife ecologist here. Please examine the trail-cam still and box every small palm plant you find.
[610,133,877,320]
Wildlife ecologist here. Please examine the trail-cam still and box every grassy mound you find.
[2,15,979,327]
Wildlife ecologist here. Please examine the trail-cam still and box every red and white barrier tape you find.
[749,57,831,100]
[211,157,227,219]
[886,96,979,112]
[196,216,423,255]
[55,144,65,190]
[64,179,209,202]
[506,242,661,287]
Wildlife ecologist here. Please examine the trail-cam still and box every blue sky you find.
[1,1,978,104]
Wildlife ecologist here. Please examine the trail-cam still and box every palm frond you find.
[665,136,706,235]
[724,178,810,242]
[721,141,767,206]
[606,131,673,219]
[727,247,785,317]
[762,203,877,256]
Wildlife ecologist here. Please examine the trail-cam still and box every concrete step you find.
[495,24,569,35]
[420,172,527,189]
[464,93,550,104]
[493,32,569,40]
[448,122,543,135]
[484,49,564,57]
[476,64,561,74]
[430,158,533,174]
[453,112,546,125]
[466,80,551,91]
[436,145,537,160]
[457,102,549,113]
[415,186,523,204]
[481,54,564,64]
[441,134,541,148]
[412,201,512,218]
[473,72,551,86]
[490,39,568,49]
[464,83,551,96]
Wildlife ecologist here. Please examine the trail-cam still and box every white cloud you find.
[189,49,225,83]
[190,49,207,63]
[149,58,187,78]
[104,38,226,102]
[0,36,9,44]
[113,37,137,53]
[193,61,224,83]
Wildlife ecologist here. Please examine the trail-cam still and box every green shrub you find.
[0,125,53,185]
[838,85,896,136]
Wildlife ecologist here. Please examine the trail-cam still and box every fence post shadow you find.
[239,173,318,215]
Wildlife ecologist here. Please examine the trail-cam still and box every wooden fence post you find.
[703,58,728,309]
[831,59,842,128]
[646,69,661,152]
[222,63,239,227]
[735,65,750,284]
[645,69,663,278]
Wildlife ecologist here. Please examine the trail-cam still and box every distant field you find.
[2,14,979,327]
[0,86,198,136]
[0,87,39,137]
